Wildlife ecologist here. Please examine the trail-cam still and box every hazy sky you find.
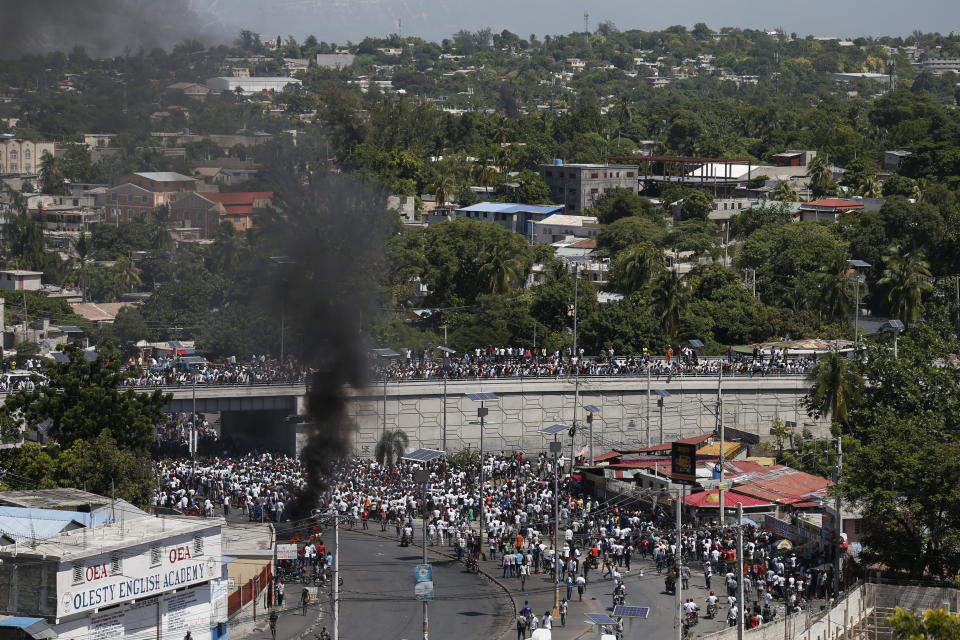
[216,0,958,44]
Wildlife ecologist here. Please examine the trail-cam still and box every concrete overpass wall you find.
[344,376,823,458]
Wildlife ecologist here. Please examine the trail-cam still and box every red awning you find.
[684,489,773,508]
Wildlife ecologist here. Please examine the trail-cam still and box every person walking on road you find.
[516,613,527,640]
[268,610,278,640]
[519,562,529,591]
[541,611,553,630]
[300,587,310,616]
[559,599,568,626]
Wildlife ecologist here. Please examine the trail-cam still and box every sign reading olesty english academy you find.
[56,530,221,618]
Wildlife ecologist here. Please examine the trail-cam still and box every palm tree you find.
[912,178,928,203]
[69,232,92,302]
[858,175,882,198]
[614,96,632,144]
[814,257,855,324]
[807,155,835,198]
[151,205,174,252]
[805,351,862,425]
[39,151,68,195]
[612,243,663,294]
[113,256,142,292]
[771,180,799,203]
[479,245,524,295]
[428,175,455,207]
[651,269,686,341]
[375,429,409,467]
[878,244,933,327]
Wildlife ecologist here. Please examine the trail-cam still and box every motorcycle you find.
[613,592,625,607]
[464,556,479,573]
[707,602,718,619]
[400,533,410,547]
[665,575,676,595]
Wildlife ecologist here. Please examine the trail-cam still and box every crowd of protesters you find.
[370,345,817,382]
[151,447,840,634]
[121,355,308,387]
[153,453,305,521]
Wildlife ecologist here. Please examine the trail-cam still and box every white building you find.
[0,269,42,290]
[0,516,227,640]
[531,214,600,244]
[316,53,356,69]
[205,77,302,95]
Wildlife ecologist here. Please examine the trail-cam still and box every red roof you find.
[568,238,597,249]
[727,465,833,504]
[593,450,623,463]
[636,433,713,454]
[800,198,864,210]
[685,489,772,508]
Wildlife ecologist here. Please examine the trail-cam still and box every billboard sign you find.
[414,564,433,600]
[671,442,697,486]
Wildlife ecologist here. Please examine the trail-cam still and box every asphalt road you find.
[337,528,510,640]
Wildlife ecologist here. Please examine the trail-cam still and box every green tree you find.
[771,180,800,203]
[375,429,409,467]
[588,188,656,225]
[878,244,933,327]
[609,242,664,294]
[494,170,550,203]
[112,256,143,292]
[0,343,169,452]
[890,607,960,640]
[804,351,863,426]
[807,155,836,198]
[813,256,855,324]
[478,244,524,295]
[595,215,667,256]
[652,269,686,341]
[56,431,155,507]
[730,202,794,239]
[39,151,68,195]
[150,205,174,252]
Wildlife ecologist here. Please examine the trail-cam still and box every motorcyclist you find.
[683,598,699,624]
[706,591,719,617]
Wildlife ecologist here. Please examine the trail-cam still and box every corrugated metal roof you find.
[457,202,563,214]
[133,171,195,182]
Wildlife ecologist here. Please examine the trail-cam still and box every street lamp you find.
[846,260,871,347]
[653,389,671,444]
[465,392,498,561]
[541,423,571,618]
[879,319,905,359]
[402,448,445,640]
[372,348,401,439]
[269,256,295,364]
[437,346,456,451]
[583,404,600,465]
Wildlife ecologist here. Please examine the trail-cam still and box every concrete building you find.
[771,150,816,167]
[531,213,600,244]
[105,183,168,223]
[884,149,913,171]
[920,57,960,74]
[316,53,356,69]
[437,202,563,237]
[171,191,273,237]
[0,138,55,174]
[205,76,302,95]
[0,507,227,640]
[0,269,42,291]
[538,162,640,213]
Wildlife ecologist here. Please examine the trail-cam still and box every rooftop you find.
[537,214,600,226]
[0,270,42,276]
[457,202,563,215]
[0,516,220,562]
[133,171,195,182]
[0,488,113,511]
[800,198,865,210]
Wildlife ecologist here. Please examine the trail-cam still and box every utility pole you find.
[191,371,197,474]
[550,438,562,618]
[645,365,652,447]
[717,363,725,524]
[333,515,340,640]
[478,403,487,560]
[737,503,745,640]
[833,434,843,599]
[675,485,684,640]
[954,275,959,333]
[418,470,430,640]
[572,263,582,469]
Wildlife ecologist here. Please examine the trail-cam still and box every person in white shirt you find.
[541,611,553,630]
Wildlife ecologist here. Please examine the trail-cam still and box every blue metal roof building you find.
[433,202,564,239]
[0,506,113,544]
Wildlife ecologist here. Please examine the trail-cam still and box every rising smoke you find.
[259,141,397,518]
[0,0,231,59]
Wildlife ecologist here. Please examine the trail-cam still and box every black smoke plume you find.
[258,138,397,518]
[0,0,230,59]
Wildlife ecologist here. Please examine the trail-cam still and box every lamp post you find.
[403,448,445,640]
[372,348,401,439]
[654,390,671,444]
[880,320,904,360]
[466,393,499,561]
[846,260,871,347]
[541,423,572,618]
[437,346,456,451]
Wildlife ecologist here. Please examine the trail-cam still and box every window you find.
[140,196,148,204]
[9,151,17,161]
[590,173,598,179]
[72,562,84,585]
[626,172,635,178]
[590,188,599,194]
[193,533,204,555]
[24,163,30,173]
[24,149,30,160]
[111,553,122,575]
[10,164,17,172]
[150,544,162,567]
[127,194,133,203]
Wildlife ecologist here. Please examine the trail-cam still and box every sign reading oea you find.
[56,532,221,619]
